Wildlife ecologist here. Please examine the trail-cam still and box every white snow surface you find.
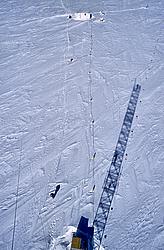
[49,226,76,250]
[0,0,164,249]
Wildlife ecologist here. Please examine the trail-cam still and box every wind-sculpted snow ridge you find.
[0,0,163,250]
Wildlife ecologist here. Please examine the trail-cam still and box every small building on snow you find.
[71,13,92,21]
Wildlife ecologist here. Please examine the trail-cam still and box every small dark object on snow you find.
[50,193,56,199]
[111,207,113,210]
[70,58,73,62]
[56,184,60,192]
[68,15,72,19]
[50,184,60,199]
[104,235,107,238]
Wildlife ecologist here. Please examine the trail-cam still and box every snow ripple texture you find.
[0,0,163,249]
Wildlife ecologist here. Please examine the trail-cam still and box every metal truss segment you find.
[93,84,141,249]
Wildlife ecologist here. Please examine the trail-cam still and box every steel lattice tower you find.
[93,83,141,249]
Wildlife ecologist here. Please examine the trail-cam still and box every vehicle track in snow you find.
[0,1,163,249]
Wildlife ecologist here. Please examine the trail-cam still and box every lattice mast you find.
[93,83,141,249]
